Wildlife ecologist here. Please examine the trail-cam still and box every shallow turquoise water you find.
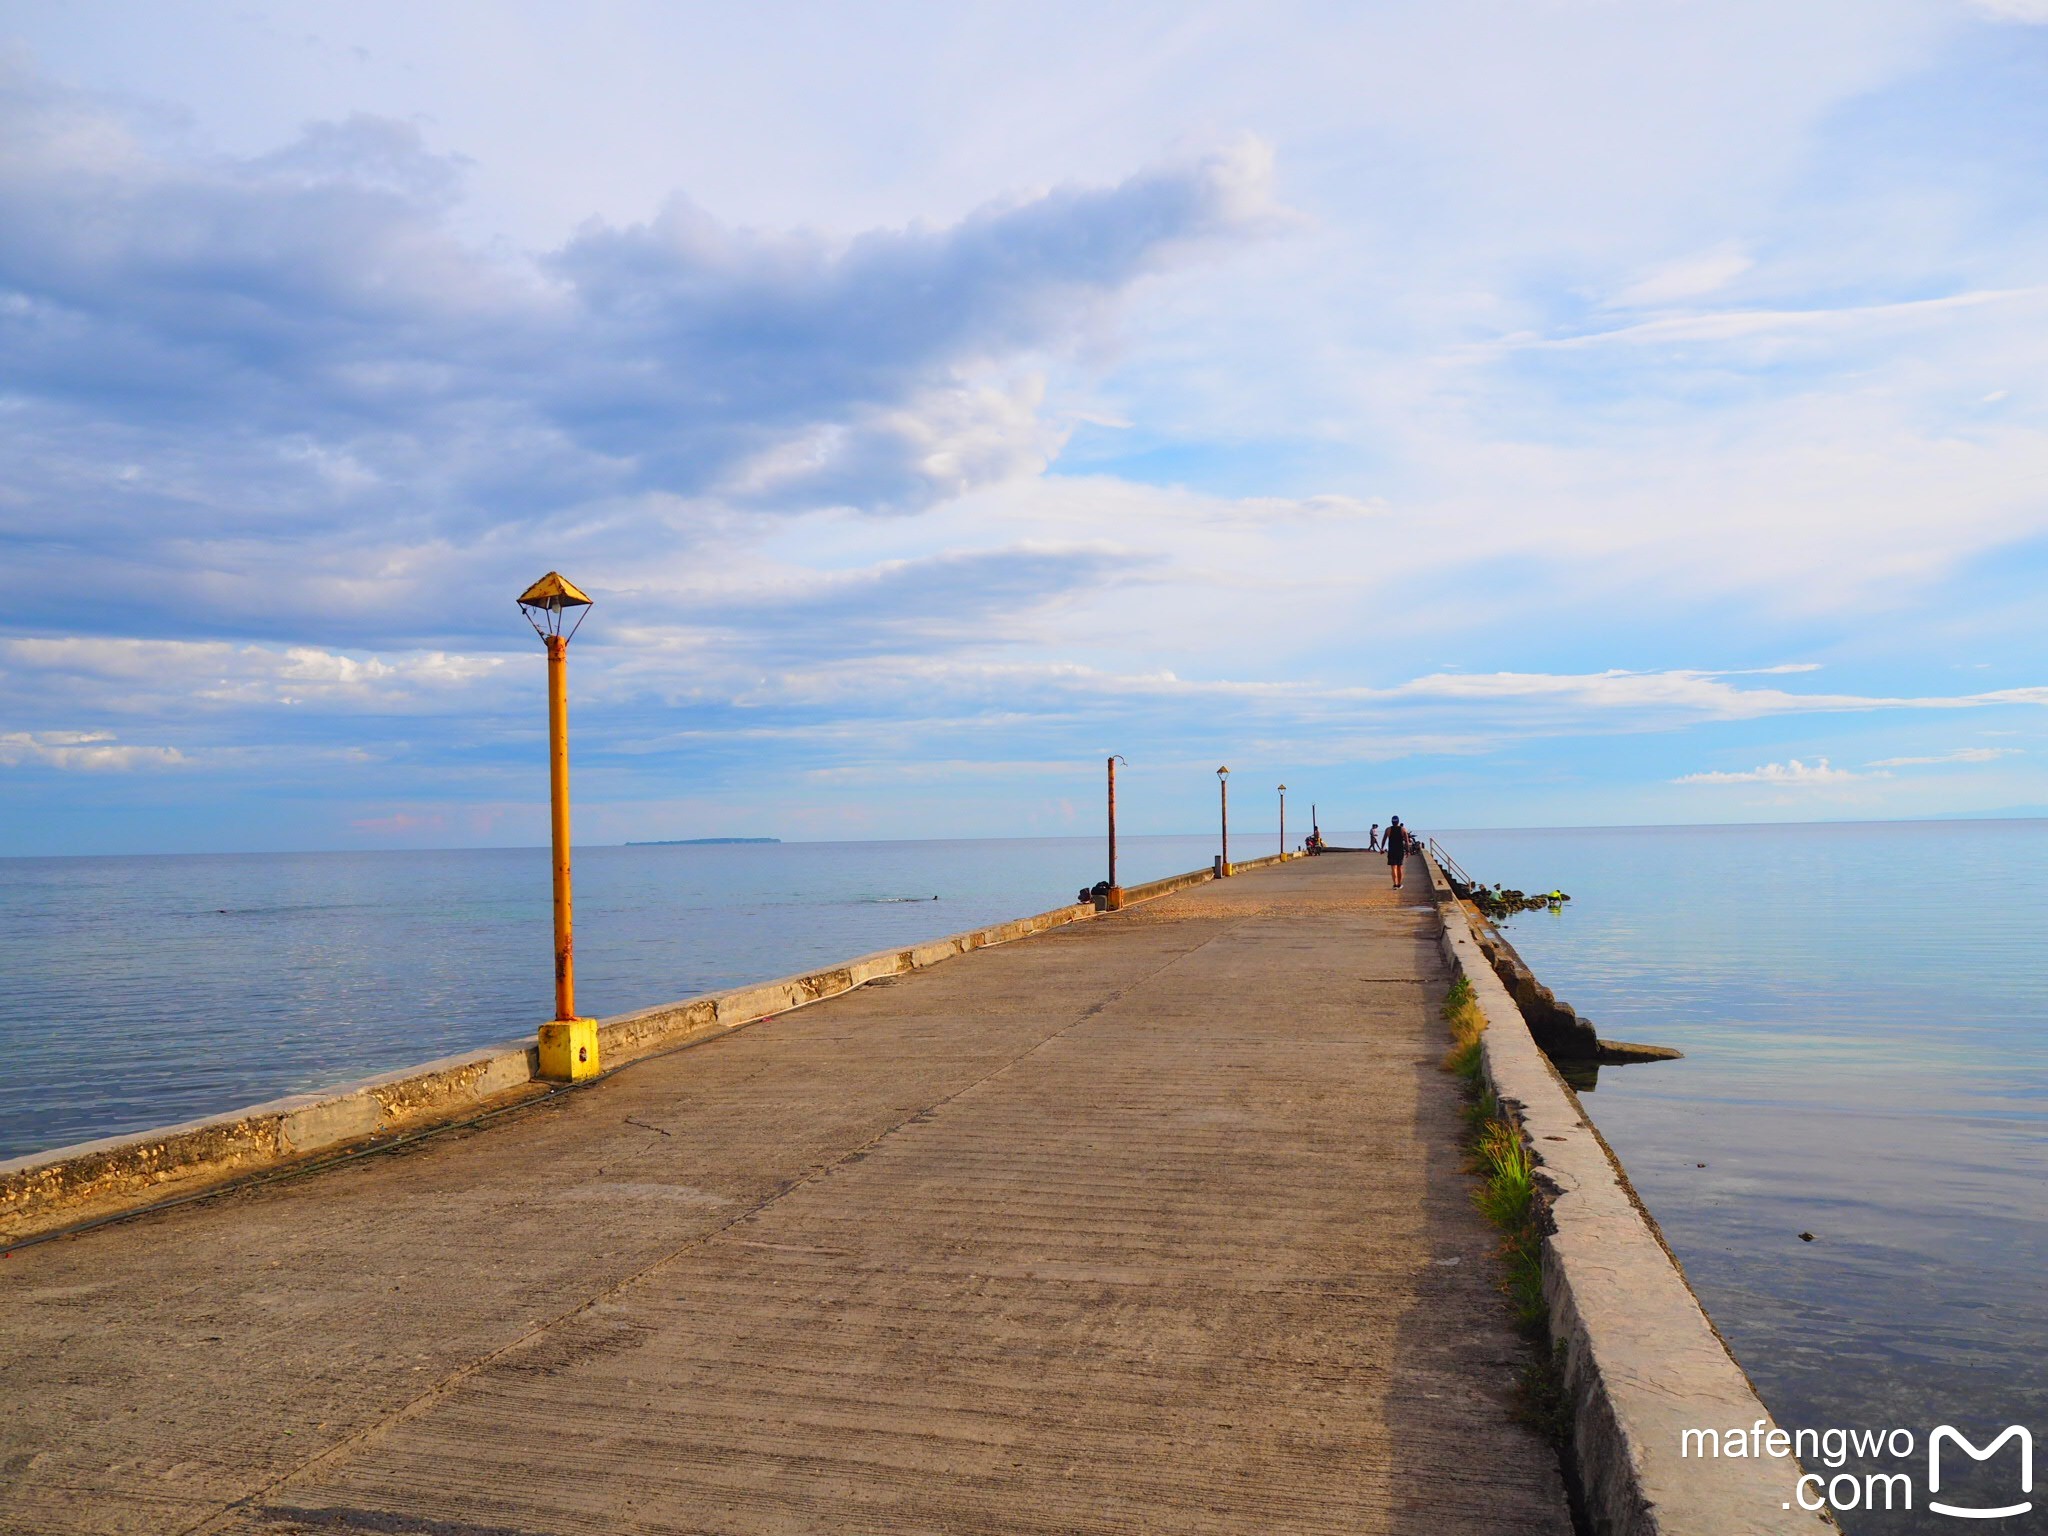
[1440,821,2047,1534]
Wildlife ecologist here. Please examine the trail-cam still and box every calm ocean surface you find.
[1441,820,2046,1535]
[2,822,2040,1531]
[0,834,1225,1158]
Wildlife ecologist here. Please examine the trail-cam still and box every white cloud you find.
[1867,746,2022,766]
[7,9,2048,844]
[1673,757,1865,786]
[1225,493,1392,522]
[0,638,509,710]
[1376,667,2048,724]
[1526,286,2048,351]
[1675,741,2029,789]
[663,655,2048,735]
[717,374,1069,512]
[1608,243,1754,308]
[0,730,186,771]
[1967,0,2048,20]
[0,60,1282,644]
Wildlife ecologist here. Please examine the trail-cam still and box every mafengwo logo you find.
[1927,1425,2032,1521]
[1679,1420,2035,1521]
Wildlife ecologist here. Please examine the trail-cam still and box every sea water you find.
[2,823,2040,1533]
[0,834,1222,1158]
[1439,820,2047,1534]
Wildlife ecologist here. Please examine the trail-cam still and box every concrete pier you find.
[0,858,1573,1535]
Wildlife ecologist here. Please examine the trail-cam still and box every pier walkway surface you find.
[1,857,1571,1536]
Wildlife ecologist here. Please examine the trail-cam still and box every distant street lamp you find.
[517,571,599,1082]
[1216,765,1230,877]
[1105,755,1127,910]
[1278,784,1287,856]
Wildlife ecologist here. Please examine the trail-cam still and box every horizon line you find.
[5,809,2045,860]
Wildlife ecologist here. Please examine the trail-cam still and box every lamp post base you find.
[1100,886,1125,911]
[538,1018,601,1081]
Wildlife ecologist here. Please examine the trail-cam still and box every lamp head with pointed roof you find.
[517,572,593,642]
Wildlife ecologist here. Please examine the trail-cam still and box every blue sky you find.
[5,0,2048,854]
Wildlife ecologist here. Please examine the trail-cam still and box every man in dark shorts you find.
[1383,816,1409,889]
[1368,822,1381,851]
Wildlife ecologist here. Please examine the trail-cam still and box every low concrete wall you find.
[1112,849,1290,903]
[0,859,1249,1244]
[0,1039,551,1248]
[1120,866,1216,904]
[1421,852,1827,1536]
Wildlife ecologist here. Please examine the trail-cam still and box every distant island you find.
[625,837,781,846]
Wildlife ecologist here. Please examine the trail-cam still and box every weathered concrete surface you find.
[0,885,1131,1244]
[1423,853,1829,1536]
[0,858,1569,1536]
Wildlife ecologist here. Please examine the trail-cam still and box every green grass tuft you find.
[1472,1121,1534,1224]
[1452,1031,1555,1347]
[1467,1117,1548,1330]
[1440,973,1474,1015]
[1441,973,1565,1442]
[1439,971,1487,1079]
[1463,1084,1501,1132]
[1441,966,1548,1351]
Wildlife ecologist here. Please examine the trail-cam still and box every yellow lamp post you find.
[517,571,600,1082]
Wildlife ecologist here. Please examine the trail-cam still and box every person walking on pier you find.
[1368,822,1381,852]
[1383,816,1410,889]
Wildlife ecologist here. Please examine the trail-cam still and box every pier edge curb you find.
[1424,850,1832,1536]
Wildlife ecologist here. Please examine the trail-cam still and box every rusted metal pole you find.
[547,632,575,1021]
[1279,785,1286,856]
[1219,773,1229,874]
[1107,755,1118,891]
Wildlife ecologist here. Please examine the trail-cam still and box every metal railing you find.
[1427,837,1474,891]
